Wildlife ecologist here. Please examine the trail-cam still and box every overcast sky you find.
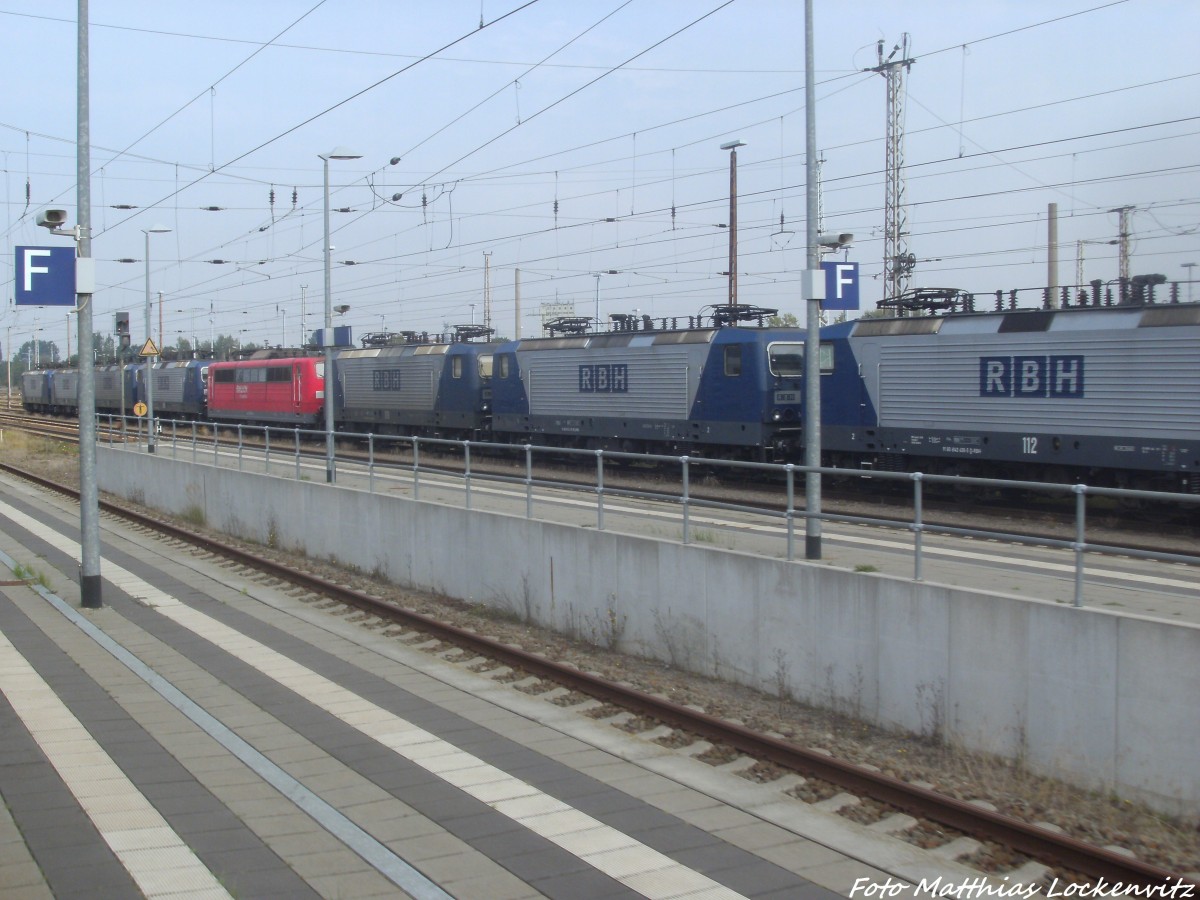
[2,0,1198,356]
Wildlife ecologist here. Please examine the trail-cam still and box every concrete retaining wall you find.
[98,449,1200,819]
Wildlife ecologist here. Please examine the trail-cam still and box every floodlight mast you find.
[720,140,745,307]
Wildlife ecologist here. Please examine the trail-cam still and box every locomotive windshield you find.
[768,343,804,377]
[767,342,833,377]
[478,354,493,379]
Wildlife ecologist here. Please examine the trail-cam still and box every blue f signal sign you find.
[821,261,860,311]
[15,246,77,307]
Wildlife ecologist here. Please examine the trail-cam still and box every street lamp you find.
[720,140,745,307]
[143,225,171,453]
[1183,262,1197,304]
[321,147,362,483]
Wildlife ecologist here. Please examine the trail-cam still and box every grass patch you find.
[11,562,52,590]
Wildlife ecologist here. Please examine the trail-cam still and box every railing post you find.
[912,472,924,582]
[295,428,301,480]
[595,449,605,531]
[412,438,421,501]
[681,455,691,544]
[524,444,533,519]
[1073,484,1087,608]
[191,421,197,463]
[263,426,271,473]
[464,440,472,510]
[170,420,177,459]
[106,414,113,447]
[785,464,795,561]
[368,434,375,493]
[213,424,219,465]
[237,424,244,471]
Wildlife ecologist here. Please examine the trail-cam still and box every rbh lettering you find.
[578,364,629,393]
[372,369,403,391]
[979,355,1084,398]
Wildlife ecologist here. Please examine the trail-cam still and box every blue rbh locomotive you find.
[489,311,806,460]
[19,299,1200,493]
[818,302,1200,492]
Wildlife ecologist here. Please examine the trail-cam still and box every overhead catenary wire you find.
[3,0,1190,346]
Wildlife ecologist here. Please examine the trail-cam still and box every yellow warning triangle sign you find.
[138,338,160,357]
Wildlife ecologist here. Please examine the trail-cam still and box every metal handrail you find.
[110,416,1200,608]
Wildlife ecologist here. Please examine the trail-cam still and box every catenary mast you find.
[871,35,915,309]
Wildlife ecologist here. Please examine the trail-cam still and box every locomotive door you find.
[293,364,301,415]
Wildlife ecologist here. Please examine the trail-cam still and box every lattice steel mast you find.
[870,35,915,308]
[482,251,493,330]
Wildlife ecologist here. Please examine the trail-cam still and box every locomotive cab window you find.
[451,356,464,379]
[724,345,742,376]
[478,354,494,379]
[498,355,510,379]
[767,342,835,376]
[768,343,804,377]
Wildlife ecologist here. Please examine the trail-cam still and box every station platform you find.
[0,472,965,899]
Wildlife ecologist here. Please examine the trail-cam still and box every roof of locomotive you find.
[501,323,810,353]
[208,354,322,368]
[848,300,1200,338]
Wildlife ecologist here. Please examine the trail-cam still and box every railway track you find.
[1,457,1194,888]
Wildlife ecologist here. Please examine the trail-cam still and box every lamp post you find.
[143,225,171,453]
[321,147,362,483]
[1183,262,1197,304]
[720,140,745,308]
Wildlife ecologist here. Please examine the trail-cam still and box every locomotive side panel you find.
[870,335,1197,439]
[338,348,440,425]
[494,335,710,447]
[838,306,1200,484]
[336,343,493,434]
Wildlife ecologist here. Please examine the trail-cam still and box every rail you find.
[102,414,1200,608]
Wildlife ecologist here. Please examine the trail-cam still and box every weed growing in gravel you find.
[581,596,627,650]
